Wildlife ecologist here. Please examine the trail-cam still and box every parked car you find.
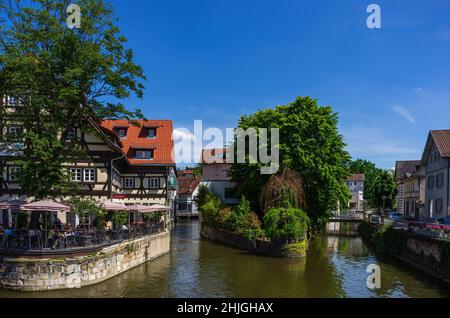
[387,212,403,222]
[437,217,450,226]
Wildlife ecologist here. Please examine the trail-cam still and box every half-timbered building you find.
[0,95,176,211]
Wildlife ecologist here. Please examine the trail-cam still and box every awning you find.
[100,201,128,211]
[149,204,171,212]
[20,200,70,213]
[0,199,27,209]
[126,204,156,213]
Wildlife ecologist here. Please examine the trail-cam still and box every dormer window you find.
[147,128,156,139]
[118,129,126,139]
[135,150,153,160]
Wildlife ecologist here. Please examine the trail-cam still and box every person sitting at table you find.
[54,218,63,230]
[48,226,60,249]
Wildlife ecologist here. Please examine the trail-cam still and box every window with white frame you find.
[9,167,20,182]
[67,128,77,140]
[70,168,82,182]
[7,96,16,107]
[84,169,96,182]
[135,150,153,160]
[149,178,159,189]
[147,128,156,139]
[124,177,134,189]
[8,126,22,140]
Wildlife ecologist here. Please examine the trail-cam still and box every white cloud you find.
[172,128,195,142]
[393,105,416,123]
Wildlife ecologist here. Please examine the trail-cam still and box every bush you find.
[111,211,129,229]
[193,184,211,210]
[242,228,266,241]
[216,208,233,229]
[236,196,251,216]
[243,212,261,230]
[201,194,222,225]
[358,222,407,256]
[263,208,309,243]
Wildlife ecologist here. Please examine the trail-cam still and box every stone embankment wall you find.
[0,231,170,291]
[358,222,450,282]
[201,223,307,258]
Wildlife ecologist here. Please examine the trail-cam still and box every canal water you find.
[1,220,450,298]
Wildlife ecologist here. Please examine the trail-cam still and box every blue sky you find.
[108,0,450,169]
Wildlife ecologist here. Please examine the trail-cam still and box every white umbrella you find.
[99,201,128,211]
[126,204,156,213]
[21,200,70,247]
[149,204,171,212]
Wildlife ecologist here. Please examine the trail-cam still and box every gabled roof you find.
[101,120,175,166]
[201,148,231,164]
[421,130,450,165]
[347,173,365,182]
[395,160,421,182]
[177,174,201,195]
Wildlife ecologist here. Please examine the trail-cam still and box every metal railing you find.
[0,222,165,252]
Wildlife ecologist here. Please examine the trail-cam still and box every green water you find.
[1,220,449,298]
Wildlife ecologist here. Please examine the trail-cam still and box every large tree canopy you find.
[373,170,397,210]
[230,96,351,227]
[0,0,146,199]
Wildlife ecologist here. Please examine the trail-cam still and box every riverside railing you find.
[0,222,165,253]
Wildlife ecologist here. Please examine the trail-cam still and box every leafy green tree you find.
[373,170,397,210]
[230,97,351,227]
[193,184,212,211]
[69,197,106,228]
[110,211,129,229]
[348,159,384,207]
[0,0,146,199]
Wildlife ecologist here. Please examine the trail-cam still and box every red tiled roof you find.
[201,148,232,164]
[177,175,201,195]
[431,130,450,158]
[101,120,175,165]
[178,169,194,176]
[347,173,365,182]
[395,160,421,182]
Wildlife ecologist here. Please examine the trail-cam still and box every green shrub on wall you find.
[201,194,222,226]
[358,222,407,256]
[263,208,309,243]
[439,240,450,275]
